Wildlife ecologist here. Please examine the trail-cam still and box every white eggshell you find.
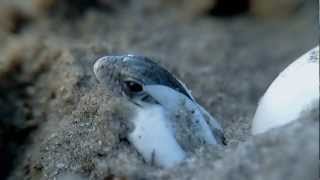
[252,46,319,134]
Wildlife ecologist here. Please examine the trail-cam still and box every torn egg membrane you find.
[128,83,224,168]
[144,85,224,146]
[252,46,319,135]
[128,104,186,168]
[176,79,224,132]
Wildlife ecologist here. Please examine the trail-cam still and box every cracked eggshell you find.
[252,46,319,135]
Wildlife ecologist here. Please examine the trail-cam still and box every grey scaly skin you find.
[93,54,225,167]
[94,55,193,101]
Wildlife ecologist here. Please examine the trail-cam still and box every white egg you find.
[252,46,319,134]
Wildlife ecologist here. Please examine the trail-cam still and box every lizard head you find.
[93,54,192,106]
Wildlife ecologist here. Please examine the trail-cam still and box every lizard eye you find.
[124,80,143,93]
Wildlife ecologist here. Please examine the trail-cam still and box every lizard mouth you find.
[126,92,160,108]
